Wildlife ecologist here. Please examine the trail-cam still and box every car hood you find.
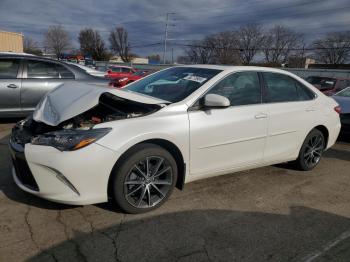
[333,95,350,113]
[33,82,168,126]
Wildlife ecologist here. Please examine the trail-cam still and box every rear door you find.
[262,72,317,163]
[20,59,75,112]
[0,58,22,115]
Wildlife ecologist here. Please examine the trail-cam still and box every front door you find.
[0,58,21,115]
[189,71,268,177]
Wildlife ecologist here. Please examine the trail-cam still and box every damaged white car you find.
[10,66,341,213]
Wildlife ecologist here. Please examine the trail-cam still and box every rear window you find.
[0,59,19,79]
[305,76,336,90]
[264,72,315,103]
[27,60,74,79]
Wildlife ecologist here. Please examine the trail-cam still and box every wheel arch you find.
[314,125,329,148]
[107,138,186,199]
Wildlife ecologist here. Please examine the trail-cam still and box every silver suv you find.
[0,53,109,117]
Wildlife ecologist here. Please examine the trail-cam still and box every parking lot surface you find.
[1,120,350,262]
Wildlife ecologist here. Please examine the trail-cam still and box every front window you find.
[335,87,350,97]
[124,67,221,102]
[207,71,261,106]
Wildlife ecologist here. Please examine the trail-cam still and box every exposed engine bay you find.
[11,93,162,146]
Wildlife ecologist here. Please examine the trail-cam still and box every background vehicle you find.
[333,87,350,134]
[10,66,340,214]
[0,53,109,117]
[105,66,136,79]
[65,62,106,78]
[110,70,154,88]
[305,76,350,96]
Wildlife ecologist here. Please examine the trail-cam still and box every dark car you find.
[333,87,350,135]
[305,76,350,96]
[0,53,109,117]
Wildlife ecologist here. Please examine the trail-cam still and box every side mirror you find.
[202,94,230,108]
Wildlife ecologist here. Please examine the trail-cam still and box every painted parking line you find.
[302,230,350,262]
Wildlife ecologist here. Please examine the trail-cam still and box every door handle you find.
[255,113,268,119]
[7,84,18,89]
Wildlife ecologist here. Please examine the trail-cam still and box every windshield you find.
[335,87,350,97]
[124,67,221,103]
[305,76,336,90]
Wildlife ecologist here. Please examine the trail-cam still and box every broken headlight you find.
[31,128,111,151]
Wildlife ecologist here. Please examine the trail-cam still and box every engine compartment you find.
[11,93,161,145]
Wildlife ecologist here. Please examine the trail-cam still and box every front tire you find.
[111,143,178,214]
[294,129,325,171]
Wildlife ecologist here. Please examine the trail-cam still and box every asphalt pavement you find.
[1,120,350,262]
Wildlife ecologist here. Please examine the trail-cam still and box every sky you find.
[0,0,350,59]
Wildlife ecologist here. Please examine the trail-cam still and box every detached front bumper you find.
[9,138,119,205]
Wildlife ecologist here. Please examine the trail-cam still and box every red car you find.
[305,76,350,96]
[105,66,136,79]
[110,70,154,88]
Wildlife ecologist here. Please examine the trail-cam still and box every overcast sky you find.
[0,0,349,58]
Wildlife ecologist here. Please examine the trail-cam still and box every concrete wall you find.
[0,31,24,53]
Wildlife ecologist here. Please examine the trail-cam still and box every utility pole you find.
[171,48,174,64]
[163,12,175,64]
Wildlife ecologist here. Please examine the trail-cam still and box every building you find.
[110,55,149,64]
[0,30,24,53]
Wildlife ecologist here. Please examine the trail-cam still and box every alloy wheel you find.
[124,156,173,208]
[303,133,324,168]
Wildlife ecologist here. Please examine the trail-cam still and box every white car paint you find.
[66,62,106,77]
[12,65,341,205]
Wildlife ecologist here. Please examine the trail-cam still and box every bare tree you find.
[44,25,71,58]
[185,37,215,64]
[78,28,109,60]
[312,31,350,64]
[23,36,42,56]
[262,25,303,64]
[236,24,264,64]
[109,27,132,62]
[210,32,241,65]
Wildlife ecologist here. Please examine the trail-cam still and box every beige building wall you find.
[0,31,24,52]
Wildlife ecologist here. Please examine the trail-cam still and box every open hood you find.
[33,82,168,126]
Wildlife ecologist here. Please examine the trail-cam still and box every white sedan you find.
[10,65,341,213]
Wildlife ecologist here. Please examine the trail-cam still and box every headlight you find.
[31,128,111,151]
[119,78,128,82]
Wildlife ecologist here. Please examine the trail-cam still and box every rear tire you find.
[111,143,177,214]
[294,129,325,171]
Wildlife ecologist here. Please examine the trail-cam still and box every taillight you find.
[334,106,341,114]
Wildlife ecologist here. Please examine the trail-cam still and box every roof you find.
[177,64,293,74]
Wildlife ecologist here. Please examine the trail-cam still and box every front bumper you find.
[10,138,119,205]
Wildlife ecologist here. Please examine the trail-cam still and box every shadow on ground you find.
[27,207,350,262]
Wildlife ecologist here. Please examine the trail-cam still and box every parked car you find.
[105,66,136,79]
[0,53,109,117]
[65,62,106,78]
[110,70,154,88]
[10,66,341,213]
[333,87,350,134]
[305,76,350,96]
